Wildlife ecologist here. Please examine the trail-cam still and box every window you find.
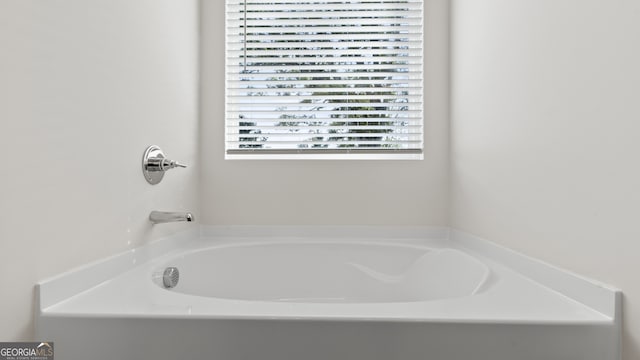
[225,0,423,159]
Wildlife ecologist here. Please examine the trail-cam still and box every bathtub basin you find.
[36,227,620,360]
[163,242,489,303]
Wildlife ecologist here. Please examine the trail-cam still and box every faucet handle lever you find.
[161,158,187,170]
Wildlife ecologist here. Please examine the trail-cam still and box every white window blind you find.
[226,0,423,159]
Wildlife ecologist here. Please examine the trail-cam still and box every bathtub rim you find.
[36,226,620,326]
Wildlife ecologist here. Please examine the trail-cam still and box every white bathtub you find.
[37,227,620,360]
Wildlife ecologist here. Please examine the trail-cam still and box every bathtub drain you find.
[163,267,180,289]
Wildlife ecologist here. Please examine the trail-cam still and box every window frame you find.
[224,0,424,160]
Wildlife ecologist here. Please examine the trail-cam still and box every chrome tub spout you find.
[149,211,194,224]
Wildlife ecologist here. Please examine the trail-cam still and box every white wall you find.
[199,0,450,226]
[10,0,634,355]
[0,0,199,340]
[451,1,640,358]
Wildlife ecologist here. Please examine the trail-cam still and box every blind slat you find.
[230,50,420,58]
[229,125,422,130]
[227,87,421,92]
[228,79,421,86]
[231,11,422,19]
[230,19,422,27]
[229,72,421,79]
[230,56,422,65]
[229,93,422,98]
[235,25,422,33]
[227,64,422,72]
[228,120,423,125]
[228,33,421,41]
[228,101,421,107]
[229,42,422,50]
[228,140,422,146]
[228,3,421,10]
